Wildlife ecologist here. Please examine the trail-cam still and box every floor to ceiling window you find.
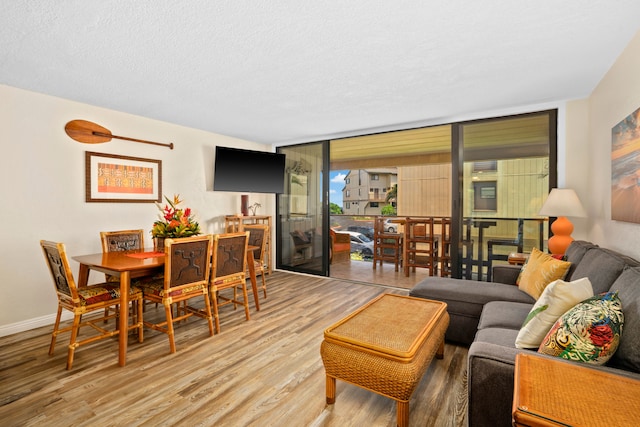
[457,111,555,280]
[276,110,556,283]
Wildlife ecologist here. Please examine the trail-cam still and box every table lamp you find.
[538,188,586,255]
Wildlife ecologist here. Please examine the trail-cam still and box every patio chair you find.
[404,217,439,277]
[372,216,403,271]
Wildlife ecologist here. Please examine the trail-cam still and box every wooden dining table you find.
[72,245,260,366]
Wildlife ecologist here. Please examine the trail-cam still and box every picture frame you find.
[612,106,640,223]
[85,151,161,203]
[289,173,308,215]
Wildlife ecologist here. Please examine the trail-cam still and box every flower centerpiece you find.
[151,195,201,249]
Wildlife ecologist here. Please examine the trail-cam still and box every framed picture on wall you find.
[289,173,308,215]
[85,151,162,203]
[612,106,640,223]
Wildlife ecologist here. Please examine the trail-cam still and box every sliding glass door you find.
[458,111,556,280]
[276,110,556,281]
[276,142,328,275]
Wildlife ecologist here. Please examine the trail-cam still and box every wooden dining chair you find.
[244,224,269,299]
[40,240,144,369]
[100,229,145,253]
[372,216,403,271]
[403,217,439,277]
[209,232,250,334]
[99,229,147,319]
[137,235,214,353]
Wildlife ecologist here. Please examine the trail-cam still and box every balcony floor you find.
[329,258,433,290]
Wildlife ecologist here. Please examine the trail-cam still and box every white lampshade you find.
[538,188,586,217]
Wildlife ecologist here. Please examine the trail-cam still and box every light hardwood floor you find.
[0,271,467,426]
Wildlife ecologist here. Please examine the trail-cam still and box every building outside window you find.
[473,181,497,211]
[473,161,498,172]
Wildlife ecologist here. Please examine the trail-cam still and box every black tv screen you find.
[213,146,286,193]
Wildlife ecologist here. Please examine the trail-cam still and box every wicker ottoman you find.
[320,293,449,427]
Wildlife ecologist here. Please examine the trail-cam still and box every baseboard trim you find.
[0,311,73,338]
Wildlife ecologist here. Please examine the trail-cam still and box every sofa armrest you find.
[492,264,521,284]
[468,341,527,427]
[468,341,640,427]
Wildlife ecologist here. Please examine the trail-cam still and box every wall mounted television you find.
[213,146,286,193]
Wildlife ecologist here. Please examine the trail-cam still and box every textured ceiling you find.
[2,1,640,145]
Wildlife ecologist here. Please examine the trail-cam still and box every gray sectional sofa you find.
[409,240,640,427]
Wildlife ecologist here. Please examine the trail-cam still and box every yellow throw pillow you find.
[517,248,572,299]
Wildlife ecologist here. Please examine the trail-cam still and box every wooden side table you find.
[508,252,528,265]
[513,353,640,427]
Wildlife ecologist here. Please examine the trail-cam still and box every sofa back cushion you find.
[608,266,640,373]
[570,248,634,294]
[564,240,598,280]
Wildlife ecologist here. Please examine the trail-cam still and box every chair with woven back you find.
[209,231,250,333]
[403,217,439,277]
[244,224,269,299]
[100,229,145,253]
[136,234,214,353]
[40,240,144,370]
[99,229,147,318]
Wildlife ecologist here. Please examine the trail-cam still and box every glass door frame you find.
[276,109,557,280]
[450,109,558,278]
[276,141,330,276]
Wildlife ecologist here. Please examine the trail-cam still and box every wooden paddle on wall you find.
[65,120,174,150]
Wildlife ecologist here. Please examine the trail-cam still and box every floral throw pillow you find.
[538,291,624,365]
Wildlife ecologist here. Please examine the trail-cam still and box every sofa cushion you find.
[538,291,624,365]
[608,267,640,373]
[563,240,598,279]
[478,301,533,331]
[410,277,534,319]
[515,277,594,349]
[570,248,634,294]
[474,327,520,347]
[517,248,572,299]
[492,265,522,285]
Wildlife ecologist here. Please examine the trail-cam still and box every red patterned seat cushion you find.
[77,283,142,306]
[138,276,205,298]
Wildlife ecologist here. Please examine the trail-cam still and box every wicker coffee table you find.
[320,293,449,427]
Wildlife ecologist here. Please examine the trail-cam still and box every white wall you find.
[584,30,640,257]
[563,99,590,241]
[0,84,273,335]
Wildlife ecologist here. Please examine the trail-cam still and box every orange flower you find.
[151,194,200,238]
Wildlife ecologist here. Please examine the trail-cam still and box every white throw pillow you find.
[515,277,593,349]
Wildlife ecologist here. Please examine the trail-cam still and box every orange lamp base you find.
[547,216,574,255]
